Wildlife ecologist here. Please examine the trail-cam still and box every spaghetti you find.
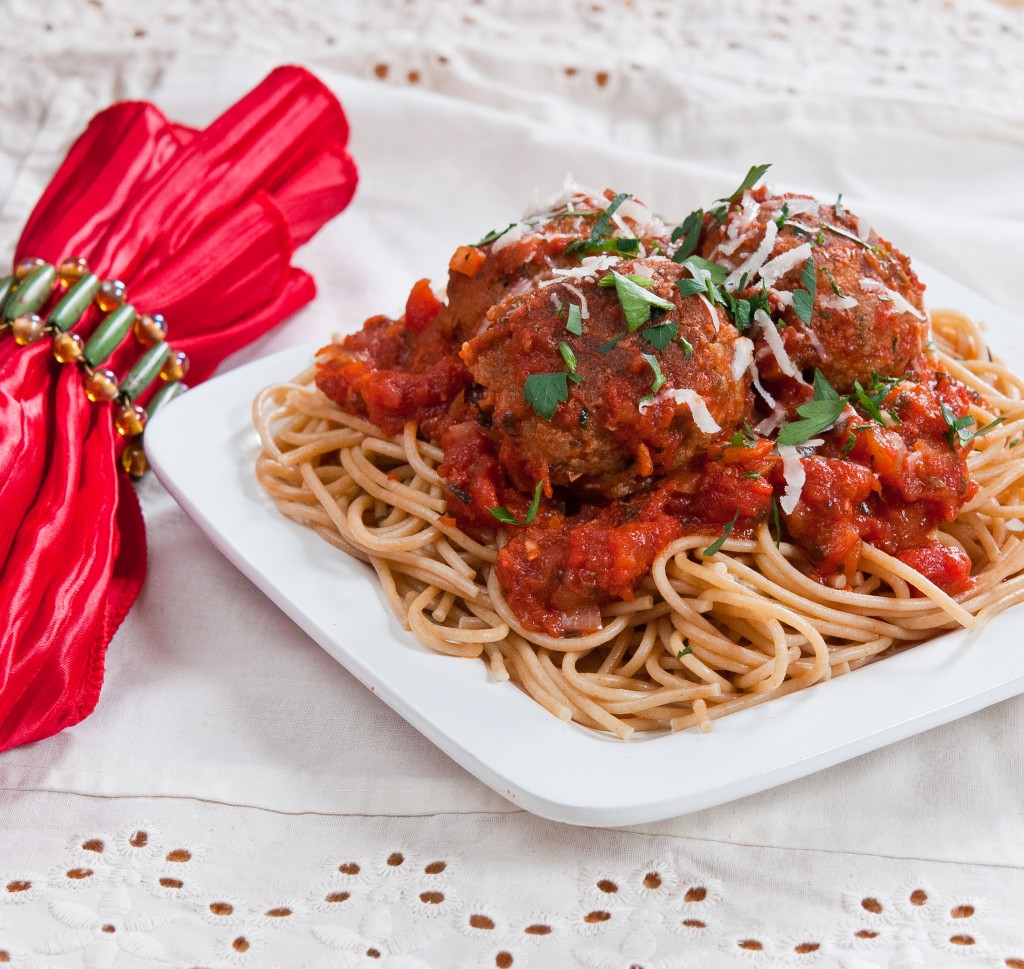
[254,170,1024,736]
[254,307,1024,738]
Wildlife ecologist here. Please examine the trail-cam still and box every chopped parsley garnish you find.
[640,352,667,402]
[579,407,590,428]
[641,321,678,350]
[841,431,857,456]
[703,508,741,556]
[774,202,790,229]
[940,403,1004,448]
[1010,438,1019,449]
[474,223,517,247]
[792,257,817,326]
[744,471,762,479]
[822,266,845,297]
[850,373,904,426]
[676,646,693,659]
[670,209,704,263]
[708,163,772,221]
[565,303,583,336]
[565,192,632,257]
[834,193,844,218]
[489,480,543,526]
[851,380,886,423]
[776,369,845,445]
[679,333,694,359]
[558,341,578,374]
[600,271,673,332]
[818,221,874,250]
[598,332,626,354]
[722,284,770,334]
[524,371,575,420]
[770,497,782,547]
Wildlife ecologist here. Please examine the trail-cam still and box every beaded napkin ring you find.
[0,256,188,477]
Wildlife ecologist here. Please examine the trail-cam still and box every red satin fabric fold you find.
[0,66,357,750]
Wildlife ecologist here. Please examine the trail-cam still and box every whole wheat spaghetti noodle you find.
[255,307,1024,738]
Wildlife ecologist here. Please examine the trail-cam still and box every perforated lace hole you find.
[909,889,928,905]
[524,924,551,936]
[424,861,446,874]
[795,942,820,954]
[5,881,30,893]
[684,886,707,902]
[861,897,883,914]
[373,64,389,79]
[683,919,706,929]
[951,905,975,918]
[66,868,93,880]
[596,879,618,893]
[419,891,444,904]
[166,849,192,863]
[265,907,292,918]
[950,935,975,946]
[386,852,404,867]
[232,937,249,953]
[209,902,233,916]
[855,930,878,939]
[496,953,513,969]
[81,838,104,853]
[584,910,611,924]
[338,862,360,875]
[643,872,662,889]
[129,830,148,848]
[158,877,183,889]
[470,914,495,930]
[326,891,350,904]
[738,939,763,951]
[1004,958,1024,968]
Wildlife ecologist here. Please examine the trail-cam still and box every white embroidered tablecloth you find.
[2,2,1024,966]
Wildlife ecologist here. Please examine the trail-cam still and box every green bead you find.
[120,342,170,402]
[4,263,56,321]
[47,274,101,332]
[146,379,187,418]
[0,275,14,319]
[83,304,137,367]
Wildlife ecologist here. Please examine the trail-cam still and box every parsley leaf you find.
[676,646,693,659]
[474,223,517,247]
[679,334,694,359]
[565,193,632,257]
[640,352,667,401]
[598,273,654,289]
[776,369,845,445]
[818,221,874,249]
[719,164,772,204]
[834,193,844,218]
[598,332,626,354]
[641,321,678,350]
[566,303,583,336]
[671,209,704,263]
[941,403,1005,448]
[489,480,543,526]
[703,508,741,556]
[774,201,790,229]
[558,341,578,374]
[601,271,674,332]
[770,497,782,547]
[823,266,845,297]
[524,372,573,420]
[792,257,817,326]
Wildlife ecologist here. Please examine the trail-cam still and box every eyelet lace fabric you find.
[2,0,1024,965]
[2,797,1023,968]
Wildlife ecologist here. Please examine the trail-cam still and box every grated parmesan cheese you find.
[726,220,779,287]
[731,336,754,380]
[755,308,798,377]
[561,282,589,318]
[758,241,812,290]
[859,277,925,319]
[778,439,824,515]
[491,222,530,253]
[639,388,721,433]
[821,294,859,310]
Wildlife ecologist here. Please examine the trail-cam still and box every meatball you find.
[444,185,674,345]
[701,190,927,393]
[461,257,752,499]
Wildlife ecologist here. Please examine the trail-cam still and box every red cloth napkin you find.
[0,66,357,750]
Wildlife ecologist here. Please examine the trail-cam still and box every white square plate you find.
[146,263,1024,827]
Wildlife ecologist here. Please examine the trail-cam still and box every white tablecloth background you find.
[1,2,1023,966]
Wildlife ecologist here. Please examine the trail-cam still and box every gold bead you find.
[83,368,120,402]
[58,257,90,285]
[95,279,127,312]
[11,313,45,346]
[160,349,190,382]
[13,257,45,280]
[133,313,167,346]
[114,402,148,437]
[53,331,85,363]
[120,441,149,477]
